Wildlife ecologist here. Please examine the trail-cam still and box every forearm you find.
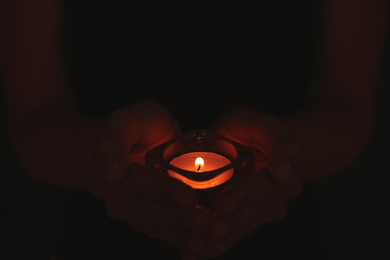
[0,0,70,123]
[288,0,387,180]
[284,98,374,180]
[11,107,103,189]
[0,0,97,189]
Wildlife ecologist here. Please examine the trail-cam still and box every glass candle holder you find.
[145,129,264,209]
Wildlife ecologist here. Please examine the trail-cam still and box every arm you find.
[285,0,388,179]
[205,1,388,257]
[0,0,102,189]
[0,3,211,254]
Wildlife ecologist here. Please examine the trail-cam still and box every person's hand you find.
[204,106,303,258]
[87,100,210,255]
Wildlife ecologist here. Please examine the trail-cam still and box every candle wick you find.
[197,165,201,171]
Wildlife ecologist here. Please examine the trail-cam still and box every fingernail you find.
[275,159,293,187]
[104,156,123,183]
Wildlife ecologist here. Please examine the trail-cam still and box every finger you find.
[141,201,210,235]
[213,168,280,216]
[209,203,286,242]
[141,222,206,255]
[265,139,304,202]
[108,163,162,201]
[278,176,303,202]
[158,178,198,208]
[88,138,128,198]
[109,199,146,233]
[132,100,182,148]
[112,186,207,234]
[212,106,282,154]
[178,206,211,234]
[203,240,228,259]
[224,228,253,250]
[125,200,207,254]
[88,138,129,198]
[180,251,201,260]
[267,139,301,188]
[104,198,127,221]
[227,203,286,234]
[204,227,253,259]
[104,183,207,254]
[115,163,198,208]
[104,100,181,164]
[90,101,176,190]
[206,203,287,256]
[223,206,287,249]
[207,216,231,241]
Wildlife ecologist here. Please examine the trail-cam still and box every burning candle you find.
[168,152,234,189]
[195,157,204,172]
[145,130,257,208]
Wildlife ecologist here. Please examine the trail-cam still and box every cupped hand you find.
[87,100,211,254]
[204,106,304,258]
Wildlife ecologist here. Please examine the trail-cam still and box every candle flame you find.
[195,157,204,172]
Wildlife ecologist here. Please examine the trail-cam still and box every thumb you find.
[269,159,294,187]
[87,138,129,198]
[103,154,129,185]
[267,140,301,187]
[128,143,152,165]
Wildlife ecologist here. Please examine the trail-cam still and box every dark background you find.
[1,7,390,260]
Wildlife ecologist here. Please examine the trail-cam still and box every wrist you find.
[11,107,104,189]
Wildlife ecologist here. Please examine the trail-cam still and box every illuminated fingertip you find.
[130,144,151,154]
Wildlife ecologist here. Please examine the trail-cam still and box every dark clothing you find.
[55,2,328,259]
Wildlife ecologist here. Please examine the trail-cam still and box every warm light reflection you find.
[168,152,234,189]
[168,171,233,189]
[195,157,204,172]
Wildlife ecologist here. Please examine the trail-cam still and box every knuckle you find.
[87,183,108,199]
[226,229,252,249]
[107,211,121,221]
[147,202,170,221]
[241,207,256,222]
[105,204,124,221]
[125,207,146,232]
[291,181,303,200]
[273,206,287,222]
[128,220,145,233]
[205,243,226,259]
